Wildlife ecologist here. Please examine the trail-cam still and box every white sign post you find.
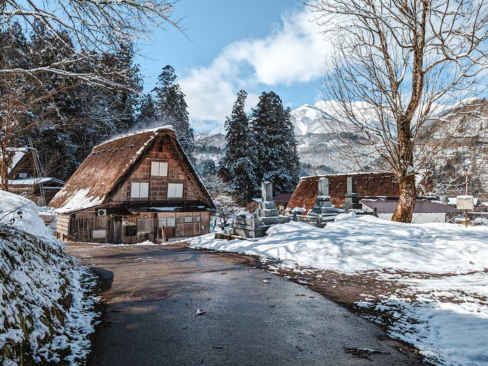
[457,196,474,227]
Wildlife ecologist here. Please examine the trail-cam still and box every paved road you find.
[67,244,422,366]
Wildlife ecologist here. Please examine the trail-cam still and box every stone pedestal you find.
[230,181,290,238]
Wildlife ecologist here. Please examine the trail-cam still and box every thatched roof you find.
[49,127,213,213]
[286,172,399,214]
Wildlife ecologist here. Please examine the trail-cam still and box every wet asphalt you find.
[66,244,422,366]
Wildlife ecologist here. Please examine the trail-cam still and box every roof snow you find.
[0,148,31,174]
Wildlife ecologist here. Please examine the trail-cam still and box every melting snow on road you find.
[188,217,488,365]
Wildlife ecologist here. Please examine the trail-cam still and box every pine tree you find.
[153,65,194,155]
[135,93,158,128]
[251,91,300,194]
[222,90,255,201]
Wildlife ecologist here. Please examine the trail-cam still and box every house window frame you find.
[150,161,168,177]
[131,182,149,199]
[167,183,184,199]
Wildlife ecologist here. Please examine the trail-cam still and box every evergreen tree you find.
[153,65,194,155]
[251,91,300,194]
[222,90,255,201]
[135,93,158,128]
[200,159,217,177]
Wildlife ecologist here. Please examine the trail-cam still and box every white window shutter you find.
[160,162,168,177]
[151,161,159,176]
[131,182,140,198]
[176,183,183,197]
[140,183,149,198]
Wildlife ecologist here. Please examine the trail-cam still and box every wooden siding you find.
[59,210,211,243]
[111,143,198,202]
[56,214,70,238]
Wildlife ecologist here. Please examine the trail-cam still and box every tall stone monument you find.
[257,181,280,217]
[309,177,340,217]
[343,176,362,210]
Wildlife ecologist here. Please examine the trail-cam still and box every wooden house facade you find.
[49,127,215,243]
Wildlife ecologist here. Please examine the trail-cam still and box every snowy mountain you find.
[289,102,336,136]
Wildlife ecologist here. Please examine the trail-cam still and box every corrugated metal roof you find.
[361,199,461,213]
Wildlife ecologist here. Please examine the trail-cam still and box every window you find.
[184,216,192,223]
[158,218,167,227]
[18,173,27,179]
[151,161,168,177]
[167,183,183,198]
[131,182,149,198]
[166,217,176,227]
[194,215,201,222]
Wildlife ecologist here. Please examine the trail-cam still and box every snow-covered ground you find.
[188,217,488,365]
[0,191,99,365]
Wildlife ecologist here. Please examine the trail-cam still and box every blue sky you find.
[135,0,330,133]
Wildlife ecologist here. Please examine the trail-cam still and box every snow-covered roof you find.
[0,147,32,174]
[8,177,64,186]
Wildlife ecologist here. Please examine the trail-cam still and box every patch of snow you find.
[334,212,357,222]
[54,188,104,214]
[189,217,488,274]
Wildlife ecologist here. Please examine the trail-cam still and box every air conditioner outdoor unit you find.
[97,209,107,216]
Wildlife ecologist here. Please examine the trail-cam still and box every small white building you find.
[361,199,461,224]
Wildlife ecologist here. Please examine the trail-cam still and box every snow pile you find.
[334,212,356,222]
[190,217,488,274]
[0,190,54,240]
[0,191,98,365]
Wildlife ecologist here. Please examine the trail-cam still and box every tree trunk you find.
[1,145,8,191]
[392,172,417,223]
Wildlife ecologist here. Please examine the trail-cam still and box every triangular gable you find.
[50,127,216,213]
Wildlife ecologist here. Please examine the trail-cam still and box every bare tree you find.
[1,0,181,88]
[0,70,71,190]
[309,0,488,222]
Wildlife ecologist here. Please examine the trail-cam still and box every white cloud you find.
[179,6,332,131]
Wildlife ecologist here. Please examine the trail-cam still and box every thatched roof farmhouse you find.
[50,127,215,243]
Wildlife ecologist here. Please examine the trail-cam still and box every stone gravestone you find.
[343,176,362,210]
[311,177,336,216]
[316,178,332,208]
[258,181,280,217]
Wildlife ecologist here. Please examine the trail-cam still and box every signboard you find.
[92,229,106,239]
[457,195,474,210]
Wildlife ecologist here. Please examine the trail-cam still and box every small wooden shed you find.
[49,127,215,243]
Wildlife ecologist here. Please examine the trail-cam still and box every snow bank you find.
[190,216,488,274]
[0,191,98,365]
[0,190,53,240]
